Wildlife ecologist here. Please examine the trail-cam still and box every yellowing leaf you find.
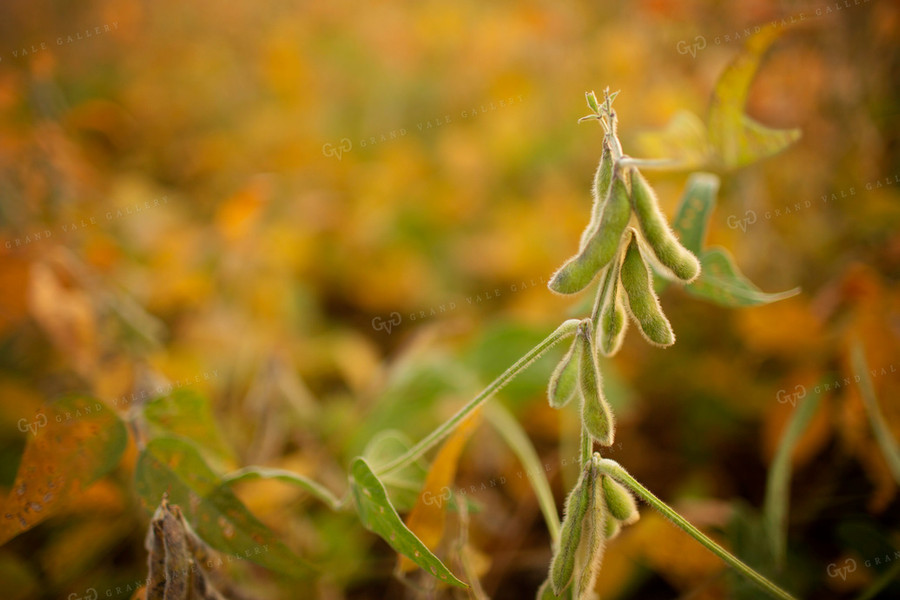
[636,110,710,170]
[399,409,481,573]
[0,397,127,544]
[635,25,800,172]
[707,25,802,169]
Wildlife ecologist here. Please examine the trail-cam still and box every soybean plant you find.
[532,89,794,599]
[374,90,798,600]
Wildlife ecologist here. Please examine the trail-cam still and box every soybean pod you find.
[619,230,675,347]
[550,169,632,295]
[630,168,701,283]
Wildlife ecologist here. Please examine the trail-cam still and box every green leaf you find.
[671,173,720,256]
[349,457,467,588]
[143,389,236,469]
[686,247,800,307]
[362,430,427,512]
[707,25,801,169]
[135,437,312,577]
[0,396,127,544]
[762,386,821,568]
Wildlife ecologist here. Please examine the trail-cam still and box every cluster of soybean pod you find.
[537,89,702,599]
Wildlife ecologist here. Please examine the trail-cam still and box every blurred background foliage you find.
[0,0,898,598]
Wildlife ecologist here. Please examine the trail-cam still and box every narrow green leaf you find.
[0,396,127,544]
[671,172,720,256]
[135,437,312,577]
[349,457,467,588]
[143,389,236,469]
[686,247,800,307]
[585,91,600,114]
[762,387,821,568]
[852,343,900,484]
[707,25,801,169]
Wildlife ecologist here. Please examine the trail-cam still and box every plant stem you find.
[597,458,798,600]
[580,422,592,469]
[485,403,560,543]
[223,466,345,511]
[377,319,581,477]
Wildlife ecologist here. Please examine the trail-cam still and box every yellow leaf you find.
[399,409,481,573]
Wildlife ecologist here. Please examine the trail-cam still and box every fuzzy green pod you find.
[592,248,628,357]
[603,514,621,540]
[576,460,608,594]
[548,337,581,408]
[620,231,675,347]
[578,139,614,250]
[630,168,701,283]
[578,323,615,446]
[550,467,591,595]
[549,171,632,295]
[601,475,639,525]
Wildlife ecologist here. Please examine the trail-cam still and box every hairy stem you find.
[486,403,560,543]
[580,422,592,469]
[377,319,581,477]
[597,458,797,600]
